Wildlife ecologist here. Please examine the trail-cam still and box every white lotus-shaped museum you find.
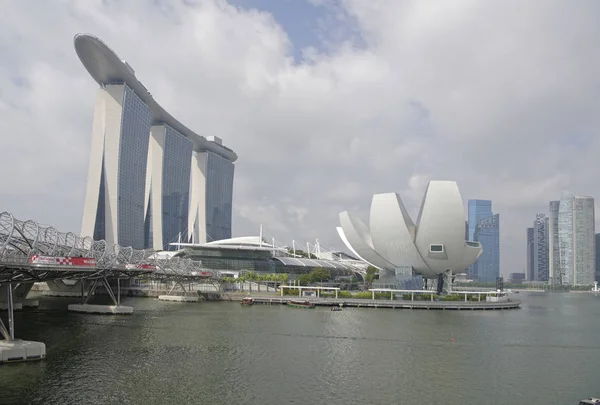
[336,180,482,280]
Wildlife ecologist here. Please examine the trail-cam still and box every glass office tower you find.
[82,83,152,249]
[467,200,494,280]
[145,124,193,250]
[474,213,500,282]
[548,200,560,284]
[526,227,534,281]
[205,152,234,242]
[558,193,595,285]
[533,214,549,281]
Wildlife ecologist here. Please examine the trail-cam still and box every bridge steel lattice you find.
[0,211,211,284]
[0,211,216,342]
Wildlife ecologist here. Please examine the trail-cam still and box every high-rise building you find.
[532,214,549,281]
[473,213,500,282]
[557,193,595,285]
[595,233,600,282]
[76,34,237,250]
[467,200,493,279]
[526,227,534,281]
[548,200,560,284]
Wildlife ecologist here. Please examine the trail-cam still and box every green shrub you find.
[441,294,462,301]
[352,291,373,299]
[337,291,352,298]
[282,288,301,296]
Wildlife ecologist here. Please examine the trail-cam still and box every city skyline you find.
[3,2,600,278]
[524,193,597,285]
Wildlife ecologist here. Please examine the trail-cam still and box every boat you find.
[287,300,316,309]
[330,306,342,311]
[579,398,600,405]
[241,297,254,306]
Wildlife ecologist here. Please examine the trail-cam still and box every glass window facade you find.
[144,186,152,249]
[595,233,600,282]
[161,126,193,250]
[533,214,549,282]
[474,213,500,283]
[573,197,595,285]
[205,152,234,242]
[558,196,574,285]
[93,156,106,241]
[548,200,560,283]
[117,84,152,249]
[557,193,594,285]
[467,199,493,280]
[526,227,534,281]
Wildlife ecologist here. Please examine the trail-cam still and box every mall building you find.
[170,237,367,280]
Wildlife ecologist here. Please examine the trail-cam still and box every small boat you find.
[241,297,254,306]
[330,306,342,311]
[287,300,316,309]
[579,398,600,405]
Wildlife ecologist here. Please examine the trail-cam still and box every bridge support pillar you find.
[0,284,46,364]
[0,283,35,310]
[44,279,89,298]
[445,270,453,294]
[68,277,133,315]
[158,280,199,303]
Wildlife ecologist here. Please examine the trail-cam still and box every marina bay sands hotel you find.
[75,34,237,250]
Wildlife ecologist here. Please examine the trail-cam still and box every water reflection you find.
[0,292,598,404]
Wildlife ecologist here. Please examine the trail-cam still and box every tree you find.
[366,266,379,279]
[297,274,312,286]
[310,267,331,283]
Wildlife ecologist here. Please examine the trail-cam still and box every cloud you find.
[1,0,600,275]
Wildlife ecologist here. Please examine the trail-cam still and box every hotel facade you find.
[75,34,237,250]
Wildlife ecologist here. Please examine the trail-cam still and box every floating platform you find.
[0,302,22,310]
[68,304,133,314]
[0,340,46,364]
[248,297,521,310]
[43,291,88,298]
[158,295,199,302]
[22,299,39,308]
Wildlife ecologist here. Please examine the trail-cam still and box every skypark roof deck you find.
[74,33,237,162]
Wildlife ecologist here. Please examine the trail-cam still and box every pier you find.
[247,296,521,310]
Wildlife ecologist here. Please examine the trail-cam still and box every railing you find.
[0,211,211,278]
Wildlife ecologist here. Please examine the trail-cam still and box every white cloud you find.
[1,0,600,275]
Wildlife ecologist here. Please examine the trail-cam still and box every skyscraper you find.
[467,199,493,279]
[557,193,595,285]
[548,200,560,284]
[532,214,549,281]
[526,227,534,281]
[473,213,500,282]
[596,233,600,282]
[76,34,237,250]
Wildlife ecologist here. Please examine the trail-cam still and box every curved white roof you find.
[74,33,237,162]
[204,236,271,247]
[338,181,482,279]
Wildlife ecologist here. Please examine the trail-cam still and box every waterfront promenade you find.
[231,293,521,310]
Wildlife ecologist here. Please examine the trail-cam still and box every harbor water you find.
[1,292,599,404]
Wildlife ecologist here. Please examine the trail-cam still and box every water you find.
[1,292,599,404]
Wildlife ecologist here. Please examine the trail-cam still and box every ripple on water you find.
[1,295,599,404]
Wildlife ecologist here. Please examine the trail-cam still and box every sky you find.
[2,0,600,277]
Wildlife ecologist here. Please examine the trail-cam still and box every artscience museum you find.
[337,181,482,290]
